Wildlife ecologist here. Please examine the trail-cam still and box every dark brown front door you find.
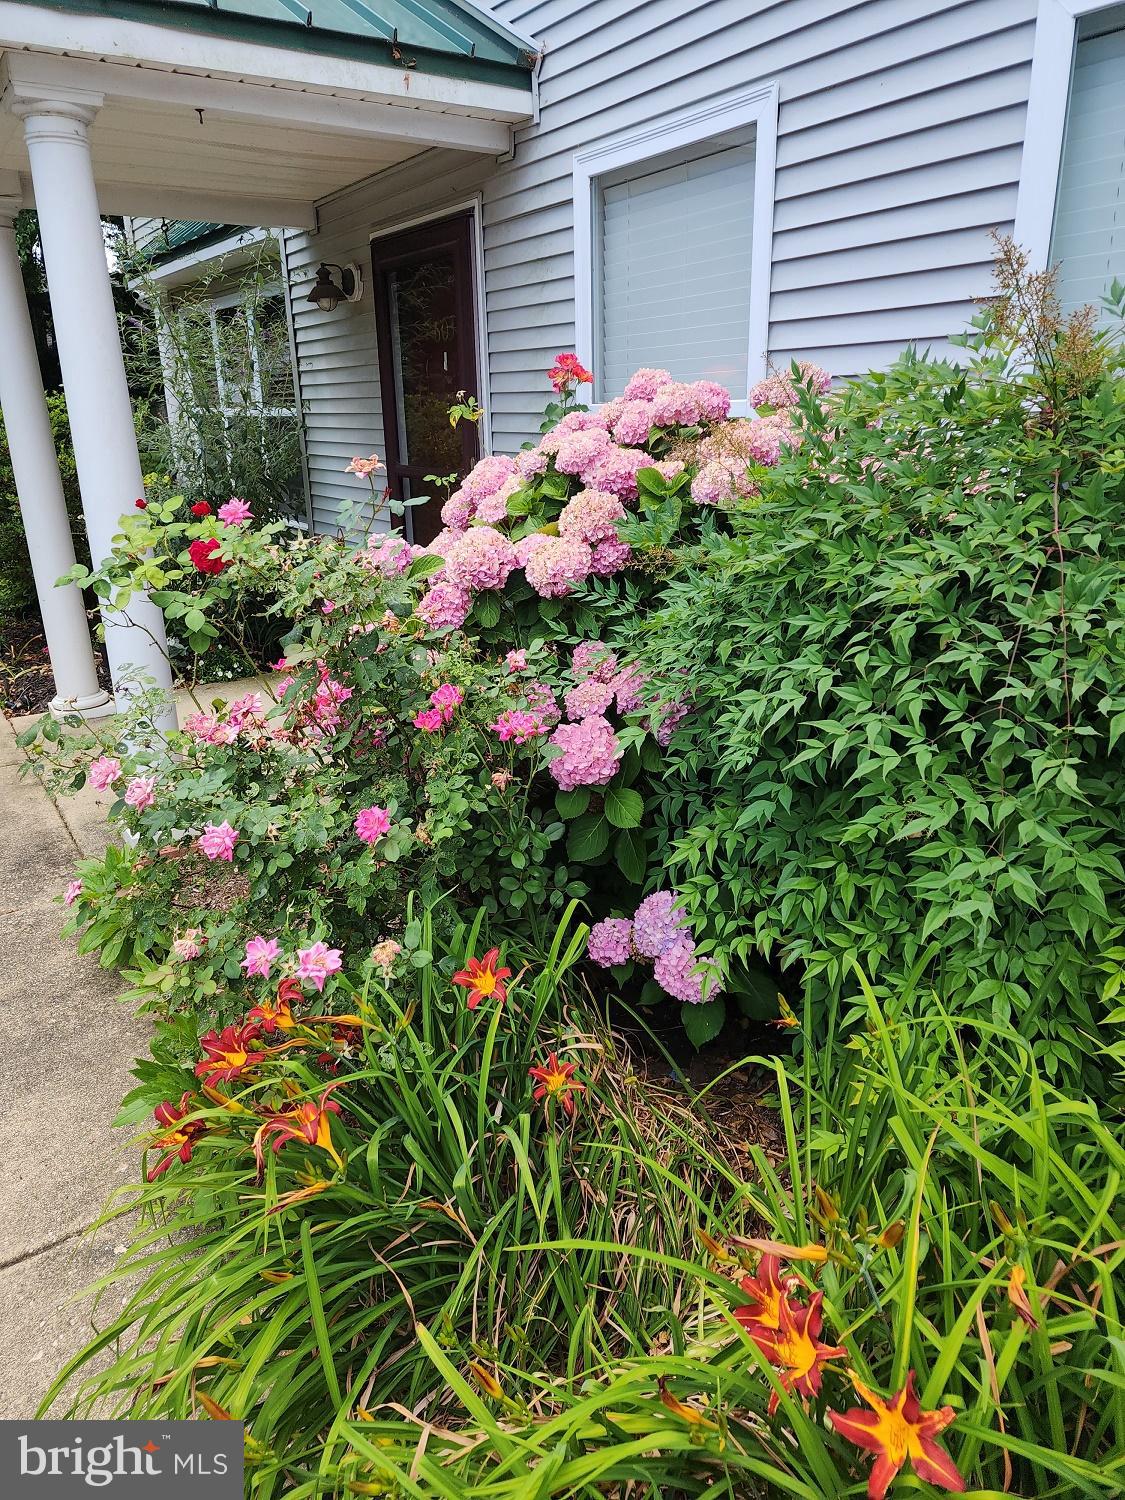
[371,213,481,545]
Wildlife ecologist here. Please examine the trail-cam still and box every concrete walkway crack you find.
[0,1224,91,1275]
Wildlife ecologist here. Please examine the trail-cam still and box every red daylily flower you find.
[547,352,594,392]
[195,1022,264,1082]
[733,1254,800,1334]
[829,1371,965,1499]
[746,1290,846,1415]
[276,977,304,1007]
[528,1052,586,1118]
[188,537,226,575]
[453,947,511,1010]
[252,1084,345,1177]
[147,1092,205,1180]
[246,994,296,1034]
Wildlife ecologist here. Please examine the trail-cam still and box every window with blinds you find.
[596,128,756,401]
[1052,19,1125,318]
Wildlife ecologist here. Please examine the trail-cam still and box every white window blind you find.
[597,130,756,400]
[1053,23,1125,318]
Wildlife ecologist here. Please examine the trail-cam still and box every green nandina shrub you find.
[636,248,1125,1081]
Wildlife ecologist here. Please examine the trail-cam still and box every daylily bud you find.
[468,1362,503,1399]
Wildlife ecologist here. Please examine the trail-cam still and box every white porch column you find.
[0,198,110,716]
[14,93,175,725]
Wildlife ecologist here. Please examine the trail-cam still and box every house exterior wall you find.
[280,0,1038,530]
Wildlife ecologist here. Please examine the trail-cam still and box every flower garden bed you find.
[19,246,1125,1495]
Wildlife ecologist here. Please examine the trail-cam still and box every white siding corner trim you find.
[572,81,779,414]
[1014,0,1117,270]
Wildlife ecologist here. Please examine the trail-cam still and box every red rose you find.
[188,538,226,575]
[191,502,212,517]
[135,498,147,509]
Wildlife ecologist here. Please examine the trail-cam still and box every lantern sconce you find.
[304,262,363,312]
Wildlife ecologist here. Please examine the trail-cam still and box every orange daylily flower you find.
[733,1236,830,1264]
[657,1377,720,1432]
[1006,1264,1040,1330]
[746,1290,846,1415]
[732,1254,800,1334]
[828,1371,965,1499]
[195,1022,265,1083]
[252,1083,345,1177]
[246,994,296,1034]
[452,947,512,1010]
[146,1092,206,1181]
[528,1052,586,1118]
[276,976,305,1008]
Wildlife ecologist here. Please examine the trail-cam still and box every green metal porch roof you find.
[21,0,536,87]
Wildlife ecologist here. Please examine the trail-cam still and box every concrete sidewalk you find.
[0,713,152,1416]
[0,675,273,1414]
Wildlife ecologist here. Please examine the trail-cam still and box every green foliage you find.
[0,393,86,617]
[640,332,1125,1083]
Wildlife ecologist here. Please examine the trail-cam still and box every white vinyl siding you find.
[1052,21,1125,317]
[597,133,756,399]
[283,0,1038,528]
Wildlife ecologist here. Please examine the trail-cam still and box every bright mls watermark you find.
[0,1422,243,1496]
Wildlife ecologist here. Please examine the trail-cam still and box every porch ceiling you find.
[0,0,535,227]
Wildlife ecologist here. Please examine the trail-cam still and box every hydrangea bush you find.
[30,354,819,1040]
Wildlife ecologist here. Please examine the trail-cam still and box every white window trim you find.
[572,81,779,416]
[1014,0,1121,271]
[207,283,294,418]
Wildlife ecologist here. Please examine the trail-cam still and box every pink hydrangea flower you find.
[172,928,204,961]
[460,453,518,503]
[524,536,592,598]
[414,707,444,732]
[654,934,720,1004]
[416,581,471,632]
[89,755,121,791]
[572,641,618,681]
[547,715,622,790]
[623,367,673,400]
[441,491,475,531]
[430,683,464,721]
[218,497,253,526]
[632,891,688,959]
[553,427,612,477]
[514,446,550,481]
[444,526,517,592]
[473,475,520,525]
[749,362,831,409]
[610,400,656,447]
[514,532,552,568]
[611,661,648,714]
[199,821,239,862]
[505,649,528,672]
[523,681,561,728]
[295,940,343,993]
[557,488,626,546]
[651,382,701,428]
[589,538,632,576]
[124,774,157,813]
[242,935,281,978]
[587,917,633,967]
[654,697,690,746]
[564,678,614,721]
[355,805,391,844]
[586,444,648,500]
[690,380,732,422]
[64,879,83,907]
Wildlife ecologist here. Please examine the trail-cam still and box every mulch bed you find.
[0,612,111,717]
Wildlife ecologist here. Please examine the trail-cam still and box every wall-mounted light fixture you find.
[304,262,363,312]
